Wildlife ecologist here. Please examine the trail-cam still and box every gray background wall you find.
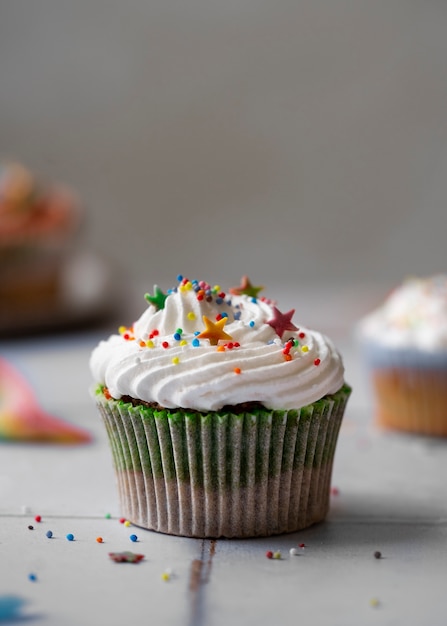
[1,0,447,292]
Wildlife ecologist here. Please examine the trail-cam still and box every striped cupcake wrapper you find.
[96,385,351,538]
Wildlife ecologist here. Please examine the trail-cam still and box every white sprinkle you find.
[289,547,299,556]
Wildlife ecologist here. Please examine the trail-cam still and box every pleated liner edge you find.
[96,385,351,538]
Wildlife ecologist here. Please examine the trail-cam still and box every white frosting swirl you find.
[90,279,345,411]
[358,275,447,351]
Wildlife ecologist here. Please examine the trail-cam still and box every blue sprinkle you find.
[173,332,181,341]
[192,338,200,347]
[46,530,53,538]
[194,331,200,336]
[192,279,198,285]
[28,573,37,582]
[249,320,255,328]
[251,297,257,303]
[177,274,183,282]
[226,299,232,305]
[215,297,223,305]
[221,311,228,318]
[130,534,138,542]
[66,533,74,541]
[234,311,241,320]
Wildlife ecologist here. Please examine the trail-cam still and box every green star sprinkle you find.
[144,285,168,310]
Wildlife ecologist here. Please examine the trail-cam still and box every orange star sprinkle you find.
[197,315,233,346]
[229,275,263,298]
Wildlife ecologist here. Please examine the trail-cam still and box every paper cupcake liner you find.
[95,385,351,538]
[371,368,447,436]
[359,340,447,436]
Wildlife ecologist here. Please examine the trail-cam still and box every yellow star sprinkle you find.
[197,316,233,346]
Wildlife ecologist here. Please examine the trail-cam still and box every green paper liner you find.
[95,385,351,538]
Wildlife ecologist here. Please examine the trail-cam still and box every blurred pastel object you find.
[0,595,27,621]
[0,357,91,444]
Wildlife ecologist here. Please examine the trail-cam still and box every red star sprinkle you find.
[108,551,145,563]
[266,307,298,338]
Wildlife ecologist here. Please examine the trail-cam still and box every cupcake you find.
[90,275,351,538]
[0,161,82,323]
[357,275,447,436]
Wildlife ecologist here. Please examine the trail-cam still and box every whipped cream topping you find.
[358,275,447,351]
[90,277,345,411]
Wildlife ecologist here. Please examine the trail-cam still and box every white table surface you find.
[1,287,447,626]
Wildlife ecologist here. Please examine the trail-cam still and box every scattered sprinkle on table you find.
[374,551,382,559]
[130,534,138,542]
[109,551,144,563]
[28,573,37,582]
[124,520,131,527]
[370,598,380,608]
[289,547,299,556]
[46,530,53,538]
[265,550,273,559]
[27,525,34,530]
[66,533,75,541]
[96,537,104,543]
[34,515,41,523]
[273,551,281,560]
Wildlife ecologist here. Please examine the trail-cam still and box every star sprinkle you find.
[266,307,298,338]
[229,275,263,298]
[144,285,168,310]
[197,316,233,346]
[108,551,145,563]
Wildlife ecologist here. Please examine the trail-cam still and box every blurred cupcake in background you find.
[357,275,447,437]
[0,161,83,328]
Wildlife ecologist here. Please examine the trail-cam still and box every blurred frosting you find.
[358,275,447,352]
[0,162,81,241]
